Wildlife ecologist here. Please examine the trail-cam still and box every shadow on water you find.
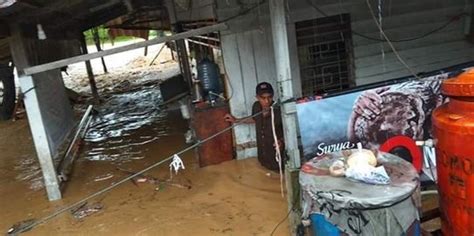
[82,84,170,164]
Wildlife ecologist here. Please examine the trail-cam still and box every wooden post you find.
[144,35,149,56]
[80,33,99,101]
[175,36,193,90]
[19,75,62,201]
[165,0,193,90]
[92,28,108,73]
[269,0,302,234]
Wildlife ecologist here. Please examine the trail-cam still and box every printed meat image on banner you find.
[296,73,451,162]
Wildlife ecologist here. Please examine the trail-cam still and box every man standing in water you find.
[224,82,286,172]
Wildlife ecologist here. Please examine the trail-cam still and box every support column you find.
[269,0,301,235]
[92,28,108,73]
[19,75,62,201]
[80,34,100,101]
[9,24,75,201]
[165,0,193,90]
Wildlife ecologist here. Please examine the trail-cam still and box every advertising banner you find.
[296,73,454,163]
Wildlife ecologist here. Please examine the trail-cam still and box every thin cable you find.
[17,100,293,233]
[270,209,292,236]
[365,0,420,79]
[305,0,464,42]
[378,0,385,71]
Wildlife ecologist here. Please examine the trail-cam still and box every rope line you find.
[270,106,285,198]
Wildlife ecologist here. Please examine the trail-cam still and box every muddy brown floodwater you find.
[0,84,290,235]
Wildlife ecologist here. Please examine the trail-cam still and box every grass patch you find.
[84,26,166,46]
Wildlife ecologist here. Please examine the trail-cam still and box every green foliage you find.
[84,26,108,45]
[83,27,170,45]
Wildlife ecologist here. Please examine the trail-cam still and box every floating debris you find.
[116,167,192,190]
[70,202,103,220]
[6,219,36,235]
[93,173,114,182]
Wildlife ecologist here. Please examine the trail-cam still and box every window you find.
[295,14,355,96]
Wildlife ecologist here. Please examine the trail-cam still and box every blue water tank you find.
[197,58,221,100]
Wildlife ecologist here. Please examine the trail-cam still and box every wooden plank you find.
[354,28,463,58]
[421,208,440,223]
[353,20,463,47]
[270,0,301,168]
[287,23,303,97]
[237,31,258,113]
[193,105,234,167]
[357,55,474,85]
[24,23,228,75]
[355,40,473,70]
[289,0,465,24]
[351,5,465,35]
[355,42,474,79]
[270,1,301,235]
[221,33,256,159]
[252,26,278,86]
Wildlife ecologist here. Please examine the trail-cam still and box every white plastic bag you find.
[345,165,390,185]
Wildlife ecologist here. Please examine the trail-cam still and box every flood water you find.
[0,82,291,236]
[83,85,170,164]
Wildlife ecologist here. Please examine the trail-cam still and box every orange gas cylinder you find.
[432,68,474,236]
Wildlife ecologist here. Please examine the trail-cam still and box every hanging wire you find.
[378,0,385,72]
[365,0,421,79]
[306,0,466,43]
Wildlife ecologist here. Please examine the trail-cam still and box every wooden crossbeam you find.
[421,208,441,223]
[23,23,227,75]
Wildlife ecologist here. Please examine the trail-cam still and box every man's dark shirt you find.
[252,101,285,171]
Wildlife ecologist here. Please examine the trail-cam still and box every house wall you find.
[215,0,474,159]
[216,0,296,159]
[289,0,474,85]
[174,0,216,22]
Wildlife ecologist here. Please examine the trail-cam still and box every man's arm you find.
[224,114,255,124]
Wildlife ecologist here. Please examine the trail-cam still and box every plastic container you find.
[197,58,221,101]
[310,214,340,236]
[432,68,474,235]
[310,214,420,236]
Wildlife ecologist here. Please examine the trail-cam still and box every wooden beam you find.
[421,208,441,223]
[23,23,227,75]
[92,28,108,73]
[269,0,301,235]
[269,0,300,167]
[79,34,99,101]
